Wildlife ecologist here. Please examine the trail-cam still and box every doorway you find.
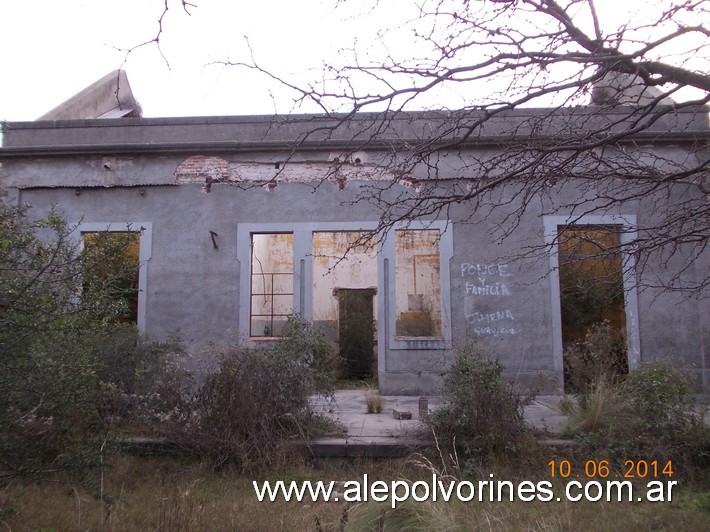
[335,288,377,379]
[312,231,378,382]
[558,225,628,391]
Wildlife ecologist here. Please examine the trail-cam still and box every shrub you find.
[90,325,193,430]
[429,345,530,458]
[623,363,708,464]
[567,362,709,468]
[276,315,341,392]
[0,205,191,476]
[0,208,96,475]
[0,332,105,475]
[0,206,126,475]
[563,321,627,395]
[183,316,338,470]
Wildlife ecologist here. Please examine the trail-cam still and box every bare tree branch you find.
[117,0,196,70]
[228,0,708,294]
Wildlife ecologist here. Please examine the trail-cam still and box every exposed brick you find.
[175,155,230,183]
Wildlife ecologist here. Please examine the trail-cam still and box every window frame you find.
[248,232,295,338]
[386,221,453,350]
[236,221,453,351]
[74,221,152,332]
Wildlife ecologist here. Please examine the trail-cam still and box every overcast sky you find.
[0,0,705,122]
[0,0,403,121]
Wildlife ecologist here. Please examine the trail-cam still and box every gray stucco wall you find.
[1,110,707,394]
[8,177,706,393]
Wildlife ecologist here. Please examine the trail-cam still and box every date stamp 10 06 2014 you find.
[548,459,673,480]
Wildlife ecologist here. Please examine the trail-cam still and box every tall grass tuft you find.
[366,390,384,414]
[564,377,629,434]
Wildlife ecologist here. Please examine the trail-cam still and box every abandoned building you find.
[1,72,708,394]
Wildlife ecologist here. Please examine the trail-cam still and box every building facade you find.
[1,107,707,394]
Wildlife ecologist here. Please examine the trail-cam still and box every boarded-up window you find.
[395,229,441,337]
[250,233,294,337]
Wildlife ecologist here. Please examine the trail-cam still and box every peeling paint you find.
[174,156,398,187]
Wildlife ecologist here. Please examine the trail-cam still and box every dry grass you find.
[0,456,349,531]
[1,455,708,531]
[564,377,630,435]
[366,391,384,414]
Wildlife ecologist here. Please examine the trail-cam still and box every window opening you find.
[81,231,141,324]
[558,225,628,391]
[395,229,442,337]
[312,231,378,379]
[250,233,294,337]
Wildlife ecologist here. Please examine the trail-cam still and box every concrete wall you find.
[1,110,707,394]
[6,178,705,393]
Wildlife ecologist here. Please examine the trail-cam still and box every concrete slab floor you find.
[310,390,569,451]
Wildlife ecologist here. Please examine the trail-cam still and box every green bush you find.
[0,206,125,475]
[624,363,708,463]
[567,362,709,467]
[183,316,338,470]
[429,345,530,458]
[0,205,190,476]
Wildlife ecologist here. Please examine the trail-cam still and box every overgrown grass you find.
[564,364,709,470]
[1,455,709,531]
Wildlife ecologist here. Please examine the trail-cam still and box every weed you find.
[563,321,627,395]
[564,377,629,434]
[366,391,384,414]
[345,500,456,531]
[566,360,710,471]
